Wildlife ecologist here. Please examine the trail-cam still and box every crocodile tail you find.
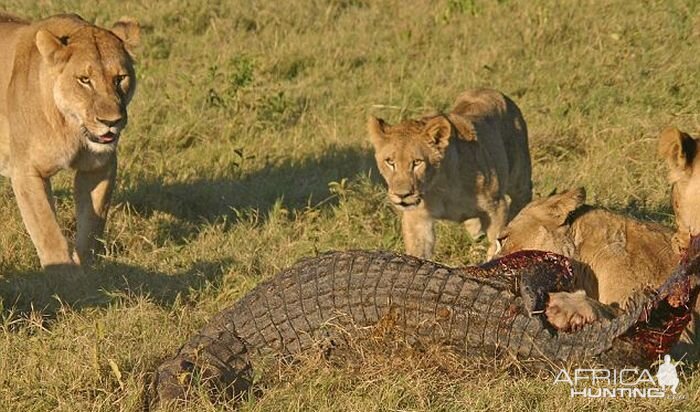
[153,321,253,407]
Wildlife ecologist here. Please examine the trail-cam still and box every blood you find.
[621,235,700,358]
[478,243,700,359]
[480,250,575,280]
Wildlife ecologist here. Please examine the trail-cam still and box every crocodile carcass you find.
[153,241,700,404]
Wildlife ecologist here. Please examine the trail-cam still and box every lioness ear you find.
[368,116,389,148]
[35,29,67,64]
[111,17,140,53]
[658,127,696,178]
[424,116,452,155]
[546,187,586,225]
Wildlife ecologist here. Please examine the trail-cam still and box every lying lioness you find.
[368,88,532,259]
[0,13,139,270]
[497,127,700,357]
[496,188,676,307]
[497,188,681,331]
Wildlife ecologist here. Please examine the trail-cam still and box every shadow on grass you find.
[0,147,379,319]
[0,258,229,319]
[118,146,378,222]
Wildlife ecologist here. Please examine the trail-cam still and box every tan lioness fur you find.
[497,186,699,358]
[0,13,139,271]
[659,126,700,358]
[497,188,676,305]
[545,290,618,332]
[368,88,532,259]
[495,188,674,329]
[659,127,700,250]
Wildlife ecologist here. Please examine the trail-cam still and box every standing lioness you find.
[0,13,139,270]
[368,88,532,259]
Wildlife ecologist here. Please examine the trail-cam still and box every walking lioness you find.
[368,88,532,259]
[0,13,139,270]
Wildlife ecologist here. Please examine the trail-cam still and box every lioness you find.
[497,181,699,356]
[496,188,677,329]
[496,188,676,306]
[368,88,532,259]
[0,13,139,270]
[659,127,700,251]
[659,127,700,357]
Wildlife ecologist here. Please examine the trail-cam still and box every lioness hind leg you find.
[546,290,617,332]
[11,173,74,267]
[74,157,116,266]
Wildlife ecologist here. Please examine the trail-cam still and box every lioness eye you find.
[77,76,91,86]
[114,74,128,86]
[412,159,424,169]
[384,159,395,170]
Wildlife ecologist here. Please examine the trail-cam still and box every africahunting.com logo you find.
[553,355,685,399]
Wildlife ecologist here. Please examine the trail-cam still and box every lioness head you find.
[496,188,586,257]
[368,115,452,210]
[659,127,700,241]
[35,15,140,152]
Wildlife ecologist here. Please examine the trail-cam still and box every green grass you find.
[1,0,699,410]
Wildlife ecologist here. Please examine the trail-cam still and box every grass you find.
[0,0,699,410]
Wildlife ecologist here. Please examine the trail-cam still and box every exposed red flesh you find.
[622,235,700,358]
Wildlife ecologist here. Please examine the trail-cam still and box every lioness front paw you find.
[546,290,597,332]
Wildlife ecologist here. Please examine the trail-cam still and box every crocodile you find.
[152,241,700,406]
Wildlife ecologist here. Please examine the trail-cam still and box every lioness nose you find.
[392,190,412,199]
[97,116,123,127]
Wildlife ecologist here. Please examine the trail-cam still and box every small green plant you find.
[205,55,255,108]
[227,55,255,91]
[440,0,479,22]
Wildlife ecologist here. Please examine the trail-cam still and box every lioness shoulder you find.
[0,13,139,270]
[368,88,532,259]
